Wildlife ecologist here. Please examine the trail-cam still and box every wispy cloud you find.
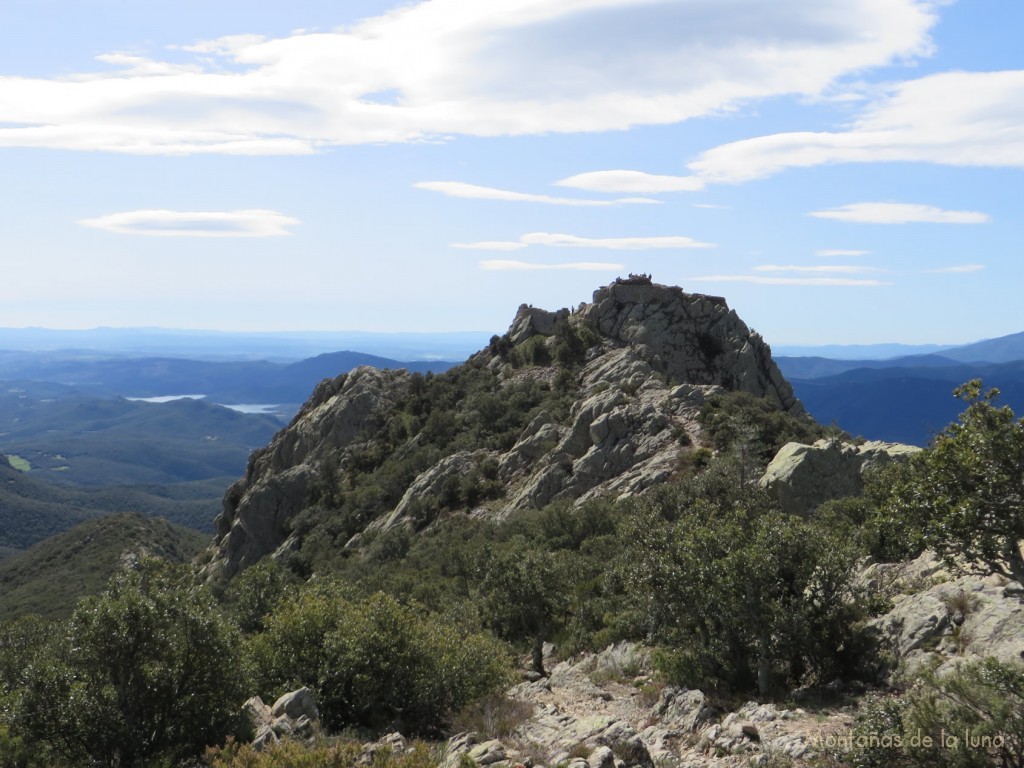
[0,0,940,154]
[816,249,869,257]
[555,170,704,194]
[690,275,890,286]
[452,241,528,251]
[808,202,990,225]
[78,209,301,237]
[454,232,714,250]
[929,264,986,273]
[479,260,623,272]
[690,71,1024,183]
[753,264,883,274]
[416,182,657,207]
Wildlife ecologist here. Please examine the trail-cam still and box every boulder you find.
[271,686,319,722]
[760,439,920,516]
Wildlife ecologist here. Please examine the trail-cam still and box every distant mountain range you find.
[779,331,1024,445]
[0,350,456,402]
[0,350,458,559]
[0,327,490,362]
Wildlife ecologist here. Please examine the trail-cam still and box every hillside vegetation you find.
[0,455,224,551]
[3,283,1024,767]
[0,512,207,621]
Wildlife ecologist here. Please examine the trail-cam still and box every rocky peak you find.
[507,279,799,413]
[206,280,806,580]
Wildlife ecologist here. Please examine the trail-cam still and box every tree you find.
[883,380,1024,577]
[479,536,571,676]
[14,559,248,767]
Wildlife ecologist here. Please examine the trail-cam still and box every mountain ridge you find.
[206,278,808,579]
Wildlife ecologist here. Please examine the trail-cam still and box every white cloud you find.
[753,264,882,273]
[690,275,890,286]
[808,202,990,224]
[693,203,731,210]
[0,0,940,154]
[521,232,713,249]
[416,182,657,206]
[929,264,985,273]
[454,232,714,250]
[479,260,623,271]
[691,70,1024,183]
[555,170,704,193]
[78,209,300,237]
[816,249,869,256]
[452,241,529,250]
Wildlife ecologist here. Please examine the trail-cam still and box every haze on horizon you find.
[1,0,1022,346]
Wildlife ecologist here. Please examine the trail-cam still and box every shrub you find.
[880,381,1024,577]
[245,584,512,734]
[619,471,870,696]
[12,559,249,767]
[844,658,1024,767]
[205,736,441,768]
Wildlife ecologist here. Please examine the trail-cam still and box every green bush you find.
[11,559,249,767]
[845,658,1024,767]
[619,467,870,695]
[245,583,512,734]
[205,736,441,768]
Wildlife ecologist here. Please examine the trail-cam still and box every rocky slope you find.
[207,277,803,579]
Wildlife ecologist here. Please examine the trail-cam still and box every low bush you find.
[245,583,513,734]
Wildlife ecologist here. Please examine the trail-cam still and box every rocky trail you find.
[436,642,855,768]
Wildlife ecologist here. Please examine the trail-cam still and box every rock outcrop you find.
[245,687,320,750]
[865,551,1024,676]
[760,439,920,516]
[580,281,800,412]
[208,279,805,579]
[212,367,411,576]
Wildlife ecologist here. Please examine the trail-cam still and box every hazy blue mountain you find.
[938,331,1024,363]
[0,327,490,362]
[771,342,952,359]
[0,382,281,485]
[0,350,456,402]
[777,354,961,380]
[790,361,1024,445]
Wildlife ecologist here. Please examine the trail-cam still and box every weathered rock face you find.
[865,551,1024,677]
[580,281,800,412]
[212,367,410,577]
[245,687,320,750]
[207,280,806,579]
[759,439,920,516]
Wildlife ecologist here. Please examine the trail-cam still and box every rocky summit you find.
[208,277,805,579]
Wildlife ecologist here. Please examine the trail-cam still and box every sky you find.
[0,0,1022,345]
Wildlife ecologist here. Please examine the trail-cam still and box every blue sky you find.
[0,0,1022,345]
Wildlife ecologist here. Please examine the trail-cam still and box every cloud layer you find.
[479,260,623,271]
[690,70,1024,183]
[79,209,300,237]
[808,202,990,224]
[556,170,704,193]
[454,232,714,250]
[0,0,940,154]
[416,182,655,206]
